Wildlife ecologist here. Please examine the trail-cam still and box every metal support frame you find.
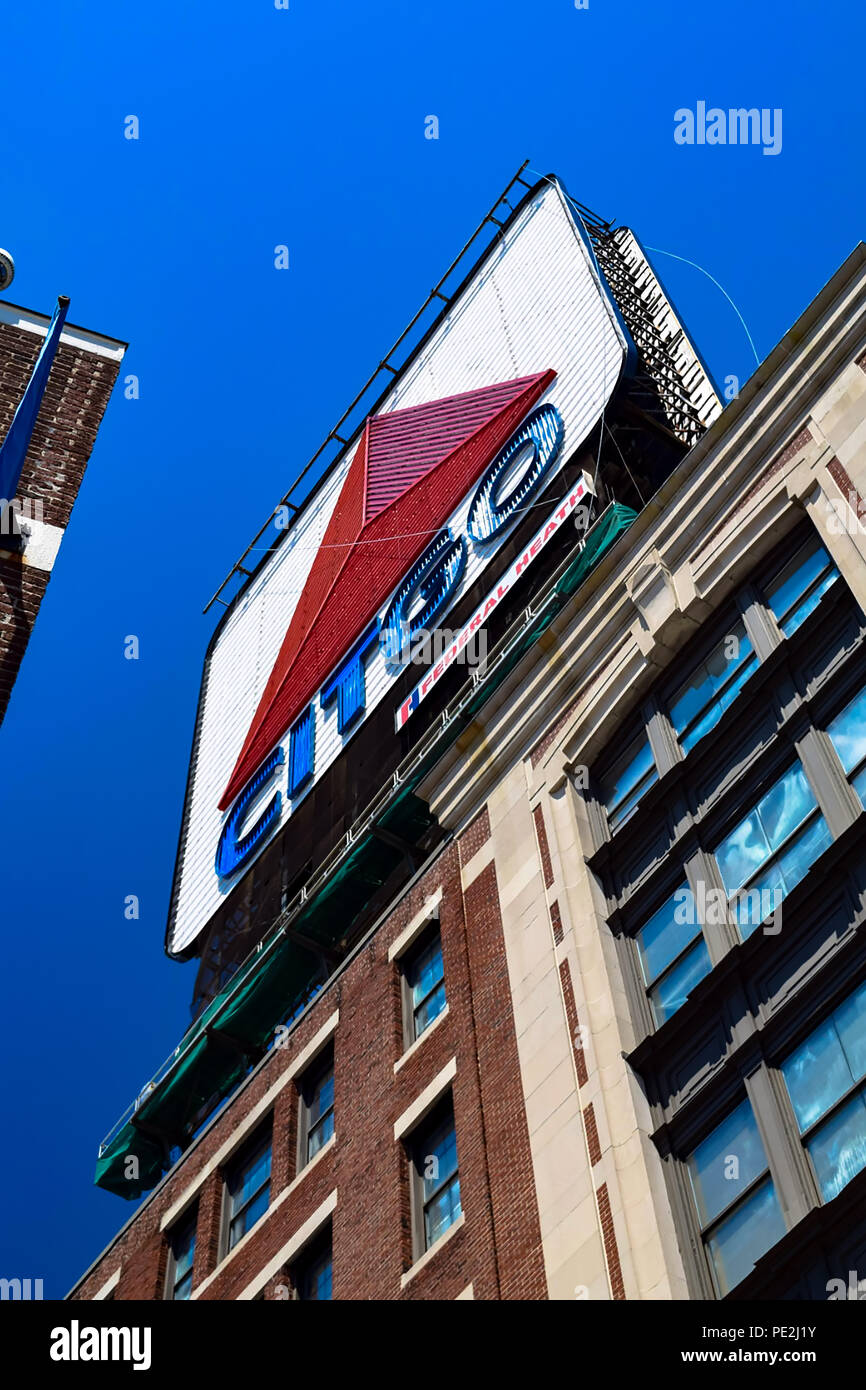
[589,228,709,448]
[369,821,421,869]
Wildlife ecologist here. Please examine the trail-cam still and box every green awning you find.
[94,1121,166,1199]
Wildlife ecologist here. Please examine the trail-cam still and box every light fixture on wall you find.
[0,249,15,293]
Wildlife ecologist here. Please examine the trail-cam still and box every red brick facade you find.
[0,316,122,721]
[532,803,555,889]
[0,558,49,720]
[596,1183,626,1302]
[559,958,588,1088]
[72,833,548,1301]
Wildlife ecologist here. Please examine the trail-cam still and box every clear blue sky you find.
[1,0,863,1298]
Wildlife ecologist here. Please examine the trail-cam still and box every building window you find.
[686,1098,786,1296]
[166,1209,196,1301]
[599,731,657,831]
[781,978,866,1203]
[712,761,831,937]
[827,684,866,807]
[669,619,758,755]
[635,885,712,1026]
[299,1046,335,1166]
[403,924,446,1044]
[410,1097,461,1256]
[225,1127,272,1253]
[764,535,839,638]
[293,1228,333,1300]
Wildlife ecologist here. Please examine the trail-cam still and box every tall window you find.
[635,885,712,1026]
[713,761,831,937]
[781,978,866,1203]
[225,1128,272,1253]
[410,1098,461,1255]
[293,1228,333,1301]
[828,684,866,808]
[669,619,758,755]
[403,925,446,1043]
[299,1047,335,1166]
[764,536,839,638]
[166,1209,196,1301]
[599,732,657,831]
[686,1099,786,1296]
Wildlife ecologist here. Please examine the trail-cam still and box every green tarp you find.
[94,1121,165,1200]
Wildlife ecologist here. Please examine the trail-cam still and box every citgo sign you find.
[215,397,581,880]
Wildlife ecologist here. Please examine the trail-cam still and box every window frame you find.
[655,525,844,771]
[400,920,447,1050]
[222,1123,273,1258]
[826,680,866,809]
[407,1094,461,1262]
[683,1095,787,1298]
[778,977,866,1206]
[667,614,760,757]
[632,880,714,1028]
[292,1225,333,1301]
[762,533,841,640]
[164,1206,197,1302]
[711,757,831,940]
[298,1044,335,1169]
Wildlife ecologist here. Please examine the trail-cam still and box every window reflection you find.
[670,621,757,753]
[714,762,831,937]
[635,886,712,1025]
[781,979,866,1203]
[765,538,839,638]
[600,734,657,831]
[686,1099,785,1294]
[828,686,866,809]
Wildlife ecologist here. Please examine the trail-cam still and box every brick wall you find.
[0,558,49,720]
[72,837,548,1301]
[0,318,122,722]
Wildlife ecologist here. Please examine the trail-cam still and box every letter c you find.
[214,747,284,878]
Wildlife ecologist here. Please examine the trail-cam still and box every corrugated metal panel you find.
[364,380,546,519]
[170,181,628,956]
[220,371,552,810]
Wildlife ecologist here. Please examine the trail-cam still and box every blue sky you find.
[0,0,863,1298]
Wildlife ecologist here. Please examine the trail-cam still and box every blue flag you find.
[0,294,70,503]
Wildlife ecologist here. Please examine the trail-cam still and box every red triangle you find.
[220,370,555,810]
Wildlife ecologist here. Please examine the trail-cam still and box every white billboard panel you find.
[168,180,630,957]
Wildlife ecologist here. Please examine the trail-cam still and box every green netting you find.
[293,836,403,945]
[95,514,632,1199]
[135,1034,249,1141]
[214,941,319,1047]
[555,503,637,599]
[94,1121,165,1199]
[94,833,413,1198]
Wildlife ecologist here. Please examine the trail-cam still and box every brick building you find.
[0,292,126,722]
[73,832,550,1301]
[70,171,866,1301]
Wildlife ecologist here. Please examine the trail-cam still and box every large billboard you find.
[167,179,632,958]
